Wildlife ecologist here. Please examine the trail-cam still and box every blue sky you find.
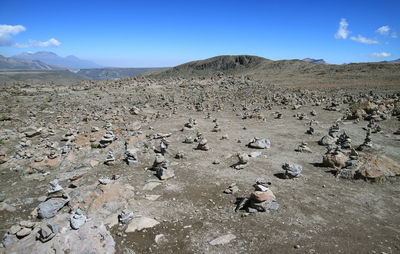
[0,0,399,67]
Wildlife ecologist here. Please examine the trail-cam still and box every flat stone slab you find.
[125,217,160,233]
[209,234,236,246]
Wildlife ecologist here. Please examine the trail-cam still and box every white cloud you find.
[392,32,397,38]
[350,34,379,44]
[15,38,61,48]
[0,24,26,46]
[376,25,390,35]
[0,24,60,48]
[30,38,61,47]
[369,52,391,58]
[335,18,350,39]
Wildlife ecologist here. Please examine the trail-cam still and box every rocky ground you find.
[0,75,399,254]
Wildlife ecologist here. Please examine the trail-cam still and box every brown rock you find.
[322,152,348,169]
[250,190,276,203]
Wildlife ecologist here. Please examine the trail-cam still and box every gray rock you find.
[248,138,271,149]
[119,209,134,224]
[37,222,57,243]
[209,234,236,246]
[70,209,87,230]
[2,233,17,247]
[125,217,160,232]
[238,153,249,164]
[282,163,302,178]
[37,198,69,219]
[98,178,111,185]
[156,167,175,180]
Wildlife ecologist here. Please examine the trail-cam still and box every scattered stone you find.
[36,221,57,242]
[119,209,134,224]
[155,234,167,244]
[209,234,236,246]
[318,135,336,146]
[223,183,239,194]
[16,227,32,238]
[175,151,184,159]
[125,217,160,233]
[249,151,262,157]
[238,153,249,164]
[295,142,312,153]
[248,137,271,149]
[156,166,175,180]
[125,149,138,165]
[9,225,22,235]
[37,198,69,219]
[183,136,194,143]
[91,126,100,132]
[143,181,161,191]
[212,123,221,132]
[70,209,87,230]
[98,178,111,185]
[282,163,302,178]
[19,221,35,228]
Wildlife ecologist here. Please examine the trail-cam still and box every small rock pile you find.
[295,142,312,153]
[104,150,115,165]
[152,154,175,180]
[233,153,249,170]
[37,180,70,219]
[235,180,279,213]
[125,149,138,165]
[336,131,351,149]
[196,138,210,151]
[357,129,372,151]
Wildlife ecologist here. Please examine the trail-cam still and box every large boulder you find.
[355,154,400,180]
[322,152,348,169]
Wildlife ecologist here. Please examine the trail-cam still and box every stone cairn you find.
[357,129,372,151]
[196,138,210,151]
[152,154,175,180]
[336,131,351,149]
[235,180,279,213]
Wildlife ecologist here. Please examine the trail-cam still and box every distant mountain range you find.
[302,58,327,64]
[0,54,64,70]
[77,67,167,80]
[12,51,102,69]
[380,59,400,64]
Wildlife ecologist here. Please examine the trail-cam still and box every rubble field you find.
[0,76,399,253]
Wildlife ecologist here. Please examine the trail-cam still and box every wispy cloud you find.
[369,52,391,58]
[392,32,397,38]
[335,18,350,39]
[0,24,26,46]
[376,25,390,35]
[350,34,379,44]
[15,38,61,48]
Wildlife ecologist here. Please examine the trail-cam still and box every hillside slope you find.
[146,55,400,86]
